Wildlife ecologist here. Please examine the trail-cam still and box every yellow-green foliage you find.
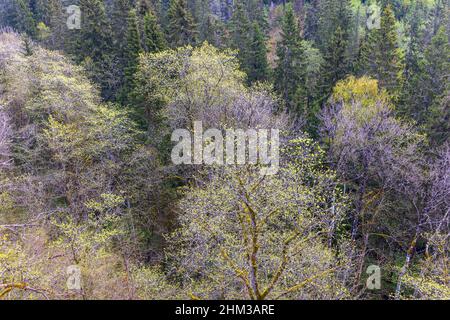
[0,190,14,218]
[332,76,393,124]
[402,274,450,300]
[167,137,353,300]
[0,192,129,300]
[0,32,143,300]
[131,265,181,299]
[134,42,286,131]
[36,22,50,41]
[332,76,391,107]
[136,43,245,109]
[0,226,130,300]
[400,232,449,300]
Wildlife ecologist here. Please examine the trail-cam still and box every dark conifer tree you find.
[167,0,197,47]
[304,0,320,43]
[401,1,427,118]
[76,0,115,98]
[423,26,449,142]
[229,1,252,76]
[11,0,37,37]
[358,5,404,100]
[33,0,65,49]
[143,11,167,52]
[247,21,269,83]
[274,5,304,112]
[111,0,133,55]
[317,0,353,50]
[319,26,349,102]
[123,9,143,103]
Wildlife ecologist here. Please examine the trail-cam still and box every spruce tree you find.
[274,5,304,112]
[201,14,226,47]
[76,0,114,98]
[76,0,112,59]
[33,0,65,49]
[401,1,426,119]
[404,1,426,79]
[246,0,269,33]
[356,22,378,76]
[429,0,449,36]
[229,1,252,76]
[33,0,59,27]
[167,0,197,47]
[319,26,349,102]
[136,0,153,16]
[248,21,269,83]
[258,6,270,34]
[317,0,353,50]
[11,0,37,37]
[122,9,143,104]
[246,0,262,22]
[377,5,404,99]
[304,0,320,43]
[358,5,404,100]
[111,0,133,56]
[110,0,133,97]
[143,11,167,53]
[424,26,449,140]
[194,0,212,42]
[229,2,252,46]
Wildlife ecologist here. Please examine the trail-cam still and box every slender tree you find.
[229,1,252,76]
[304,0,320,43]
[401,1,427,119]
[274,5,303,112]
[33,0,65,49]
[167,0,197,47]
[317,0,353,50]
[11,0,37,37]
[75,0,115,98]
[358,5,404,100]
[123,9,143,104]
[319,26,349,103]
[111,0,133,59]
[143,11,167,53]
[424,27,450,144]
[204,13,228,47]
[247,21,269,83]
[377,5,405,99]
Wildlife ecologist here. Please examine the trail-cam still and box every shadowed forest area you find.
[0,0,448,300]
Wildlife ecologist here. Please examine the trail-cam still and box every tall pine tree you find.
[11,0,37,37]
[247,21,269,83]
[304,0,320,43]
[110,0,133,99]
[229,1,252,77]
[167,0,197,47]
[319,26,349,103]
[76,0,115,98]
[358,5,404,100]
[143,10,167,52]
[111,0,133,58]
[317,0,353,51]
[33,0,65,49]
[423,26,449,143]
[401,0,427,119]
[274,5,304,112]
[122,9,143,104]
[202,14,226,47]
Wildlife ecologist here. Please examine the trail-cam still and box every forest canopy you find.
[0,0,448,300]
